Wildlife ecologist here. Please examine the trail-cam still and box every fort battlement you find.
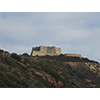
[31,46,82,58]
[31,46,61,56]
[65,54,82,58]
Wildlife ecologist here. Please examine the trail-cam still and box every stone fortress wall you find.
[31,46,82,58]
[65,54,82,58]
[31,46,61,56]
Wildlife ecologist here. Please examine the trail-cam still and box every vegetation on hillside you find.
[0,49,100,88]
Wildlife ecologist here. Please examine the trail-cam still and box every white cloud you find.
[0,18,37,42]
[0,12,100,62]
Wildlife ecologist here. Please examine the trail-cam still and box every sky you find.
[0,12,100,62]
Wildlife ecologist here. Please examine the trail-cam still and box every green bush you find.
[0,65,8,72]
[0,49,4,53]
[0,80,7,87]
[22,53,29,56]
[23,58,33,65]
[4,51,10,54]
[48,69,60,81]
[3,77,14,87]
[11,53,21,62]
[12,71,21,78]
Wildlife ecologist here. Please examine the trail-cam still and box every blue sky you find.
[0,12,100,62]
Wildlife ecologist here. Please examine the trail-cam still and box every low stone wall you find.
[65,54,82,58]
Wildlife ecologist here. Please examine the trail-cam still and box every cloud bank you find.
[0,12,100,62]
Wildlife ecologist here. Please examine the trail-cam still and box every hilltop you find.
[0,49,100,88]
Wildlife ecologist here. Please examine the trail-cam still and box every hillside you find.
[0,49,100,88]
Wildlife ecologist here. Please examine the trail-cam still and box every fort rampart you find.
[31,46,61,56]
[31,46,82,58]
[65,54,82,58]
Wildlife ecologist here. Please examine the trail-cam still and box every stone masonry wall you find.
[55,48,61,54]
[31,46,61,56]
[31,46,82,58]
[65,54,82,58]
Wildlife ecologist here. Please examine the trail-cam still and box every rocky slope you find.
[0,49,100,88]
[85,62,100,74]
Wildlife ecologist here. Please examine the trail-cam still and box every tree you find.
[11,53,21,62]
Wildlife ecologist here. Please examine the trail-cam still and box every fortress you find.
[31,46,82,58]
[31,46,61,56]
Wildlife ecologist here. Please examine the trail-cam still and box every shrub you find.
[48,69,60,81]
[82,58,90,62]
[4,51,10,54]
[59,54,64,57]
[22,53,29,56]
[12,71,21,78]
[23,58,33,65]
[3,77,14,87]
[0,80,7,87]
[0,49,4,53]
[4,58,19,68]
[11,53,21,62]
